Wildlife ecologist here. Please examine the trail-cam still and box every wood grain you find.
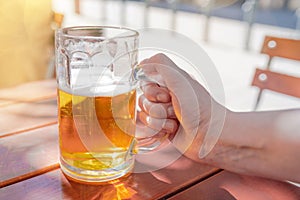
[0,125,59,185]
[0,164,60,188]
[0,99,57,137]
[0,100,11,107]
[0,157,219,199]
[0,79,56,104]
[169,171,300,200]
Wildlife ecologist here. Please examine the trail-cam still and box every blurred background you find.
[1,0,300,111]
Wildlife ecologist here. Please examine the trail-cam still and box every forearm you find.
[201,109,300,183]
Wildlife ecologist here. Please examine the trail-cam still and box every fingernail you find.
[157,93,168,102]
[149,104,167,118]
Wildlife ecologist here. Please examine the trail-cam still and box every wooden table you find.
[0,79,299,199]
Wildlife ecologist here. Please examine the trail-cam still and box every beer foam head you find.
[60,82,136,97]
[59,65,137,97]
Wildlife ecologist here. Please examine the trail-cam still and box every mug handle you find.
[132,66,170,154]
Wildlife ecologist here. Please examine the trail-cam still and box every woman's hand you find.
[138,53,220,161]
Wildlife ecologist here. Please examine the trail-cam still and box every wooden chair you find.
[75,0,81,14]
[46,12,64,78]
[251,35,300,110]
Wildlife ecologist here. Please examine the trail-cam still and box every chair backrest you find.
[251,36,300,109]
[261,36,300,68]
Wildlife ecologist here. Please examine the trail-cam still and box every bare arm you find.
[200,109,300,183]
[139,53,300,183]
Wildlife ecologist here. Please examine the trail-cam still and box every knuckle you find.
[151,53,167,63]
[149,104,167,118]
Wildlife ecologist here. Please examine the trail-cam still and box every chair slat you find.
[261,36,300,61]
[252,68,300,98]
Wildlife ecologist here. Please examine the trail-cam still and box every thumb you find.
[141,53,195,95]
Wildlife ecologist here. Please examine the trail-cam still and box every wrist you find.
[199,110,268,175]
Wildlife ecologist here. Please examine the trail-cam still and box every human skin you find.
[138,53,300,183]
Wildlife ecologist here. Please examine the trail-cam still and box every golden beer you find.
[58,87,137,182]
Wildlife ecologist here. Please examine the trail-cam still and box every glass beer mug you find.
[55,26,165,183]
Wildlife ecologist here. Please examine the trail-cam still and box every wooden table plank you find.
[0,158,219,199]
[169,171,300,200]
[0,125,59,185]
[0,79,56,105]
[0,100,12,107]
[0,99,57,137]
